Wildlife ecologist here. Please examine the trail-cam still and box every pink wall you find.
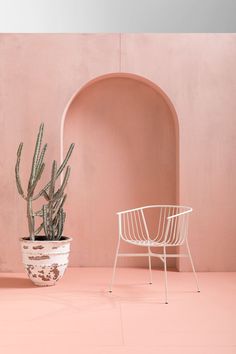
[0,34,236,271]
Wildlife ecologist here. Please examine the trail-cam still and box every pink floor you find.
[0,268,235,354]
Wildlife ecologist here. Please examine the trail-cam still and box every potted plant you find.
[15,123,74,286]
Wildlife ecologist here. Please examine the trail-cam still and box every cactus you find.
[15,123,74,241]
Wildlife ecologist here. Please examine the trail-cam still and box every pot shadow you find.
[0,276,36,289]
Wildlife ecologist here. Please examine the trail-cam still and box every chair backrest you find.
[117,205,192,246]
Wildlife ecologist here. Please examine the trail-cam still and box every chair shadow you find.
[0,276,36,289]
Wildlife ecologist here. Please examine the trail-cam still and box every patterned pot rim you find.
[19,236,72,243]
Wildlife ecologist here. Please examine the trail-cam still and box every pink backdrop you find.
[0,34,236,271]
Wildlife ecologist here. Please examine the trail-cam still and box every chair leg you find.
[148,246,152,284]
[186,240,200,292]
[163,246,168,304]
[109,237,121,293]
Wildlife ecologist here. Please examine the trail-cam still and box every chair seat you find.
[125,239,168,247]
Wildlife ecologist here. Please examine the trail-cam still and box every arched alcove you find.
[63,73,179,268]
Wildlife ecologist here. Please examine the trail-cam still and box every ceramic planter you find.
[20,236,72,286]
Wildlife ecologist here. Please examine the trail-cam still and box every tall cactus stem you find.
[27,198,35,240]
[28,123,44,191]
[42,205,48,238]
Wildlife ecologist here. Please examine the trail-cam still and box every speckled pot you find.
[20,236,72,286]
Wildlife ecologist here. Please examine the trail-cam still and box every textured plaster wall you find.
[0,34,235,271]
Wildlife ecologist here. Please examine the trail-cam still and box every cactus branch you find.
[42,190,50,201]
[56,143,74,179]
[53,194,67,220]
[15,142,26,199]
[36,143,47,176]
[54,166,70,200]
[57,209,64,240]
[49,161,57,200]
[28,123,44,190]
[34,222,44,235]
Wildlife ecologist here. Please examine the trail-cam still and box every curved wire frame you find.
[109,205,200,303]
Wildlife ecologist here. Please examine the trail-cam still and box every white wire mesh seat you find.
[109,205,200,303]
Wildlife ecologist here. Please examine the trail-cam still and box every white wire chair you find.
[109,205,200,303]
